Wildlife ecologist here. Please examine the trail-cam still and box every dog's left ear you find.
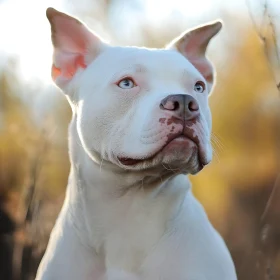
[167,21,222,88]
[46,8,107,90]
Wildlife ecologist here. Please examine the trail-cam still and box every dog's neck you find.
[65,114,191,252]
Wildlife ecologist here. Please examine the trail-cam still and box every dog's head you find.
[46,8,222,175]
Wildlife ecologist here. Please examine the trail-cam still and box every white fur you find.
[36,9,237,280]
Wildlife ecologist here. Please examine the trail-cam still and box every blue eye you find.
[194,81,205,93]
[118,78,136,89]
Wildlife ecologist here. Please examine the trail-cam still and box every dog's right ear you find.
[46,8,106,90]
[166,21,222,90]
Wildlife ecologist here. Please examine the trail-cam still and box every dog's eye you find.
[194,81,205,93]
[117,78,136,89]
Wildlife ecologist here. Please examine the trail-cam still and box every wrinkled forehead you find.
[94,46,200,78]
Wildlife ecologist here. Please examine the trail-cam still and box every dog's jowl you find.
[35,8,238,280]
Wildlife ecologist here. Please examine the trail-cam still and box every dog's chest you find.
[99,199,170,272]
[88,178,188,274]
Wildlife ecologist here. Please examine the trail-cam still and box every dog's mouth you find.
[118,131,208,169]
[118,157,143,166]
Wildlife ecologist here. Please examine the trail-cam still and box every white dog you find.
[35,8,237,280]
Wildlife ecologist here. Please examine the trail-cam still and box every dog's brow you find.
[181,68,204,82]
[135,64,147,73]
[111,64,147,80]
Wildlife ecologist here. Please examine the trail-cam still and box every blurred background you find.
[0,0,280,279]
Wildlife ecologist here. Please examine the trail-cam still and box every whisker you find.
[99,157,104,172]
[212,146,220,163]
[162,163,179,173]
[211,133,226,151]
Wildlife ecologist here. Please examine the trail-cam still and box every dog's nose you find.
[160,94,199,120]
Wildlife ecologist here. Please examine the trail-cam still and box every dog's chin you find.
[117,137,207,174]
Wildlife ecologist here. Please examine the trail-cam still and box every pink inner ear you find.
[178,38,213,83]
[51,16,92,80]
[174,24,221,84]
[189,56,213,83]
[183,38,205,57]
[54,18,90,52]
[52,52,86,80]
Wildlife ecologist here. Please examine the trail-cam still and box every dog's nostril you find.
[173,101,180,111]
[188,101,199,112]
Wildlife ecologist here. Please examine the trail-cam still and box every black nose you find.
[160,94,200,120]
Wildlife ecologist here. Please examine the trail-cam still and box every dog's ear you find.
[167,21,222,88]
[46,8,106,89]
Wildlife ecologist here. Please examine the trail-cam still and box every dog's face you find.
[47,8,222,174]
[78,48,212,174]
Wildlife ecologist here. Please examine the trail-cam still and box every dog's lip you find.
[118,157,143,166]
[118,132,184,166]
[118,132,206,167]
